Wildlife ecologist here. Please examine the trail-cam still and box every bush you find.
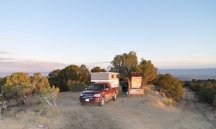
[2,73,33,104]
[162,97,173,106]
[91,67,106,73]
[185,79,216,108]
[48,64,90,92]
[67,80,87,92]
[38,86,60,116]
[212,95,216,109]
[1,72,59,105]
[154,74,184,101]
[0,78,6,93]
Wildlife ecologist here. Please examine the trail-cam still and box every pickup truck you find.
[79,82,118,106]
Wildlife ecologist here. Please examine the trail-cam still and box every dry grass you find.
[0,88,215,129]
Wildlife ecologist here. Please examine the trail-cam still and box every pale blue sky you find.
[0,0,216,72]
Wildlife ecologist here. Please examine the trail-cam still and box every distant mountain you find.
[0,73,11,78]
[159,68,216,80]
[0,72,49,78]
[1,68,216,81]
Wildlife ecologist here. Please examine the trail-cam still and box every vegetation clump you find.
[111,51,158,84]
[162,97,173,106]
[49,64,90,92]
[1,72,59,106]
[2,73,33,105]
[91,66,106,73]
[154,74,184,101]
[111,51,184,101]
[184,79,216,108]
[0,95,7,118]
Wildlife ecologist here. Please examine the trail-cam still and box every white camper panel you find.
[91,72,119,88]
[131,77,142,89]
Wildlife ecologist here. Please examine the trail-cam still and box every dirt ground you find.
[0,88,216,129]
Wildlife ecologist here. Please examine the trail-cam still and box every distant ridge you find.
[1,68,216,81]
[159,68,216,80]
[0,72,49,78]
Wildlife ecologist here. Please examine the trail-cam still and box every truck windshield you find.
[88,84,104,91]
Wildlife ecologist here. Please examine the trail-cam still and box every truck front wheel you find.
[100,97,105,106]
[80,102,85,106]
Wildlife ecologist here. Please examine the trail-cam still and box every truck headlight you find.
[93,94,101,98]
[80,92,83,97]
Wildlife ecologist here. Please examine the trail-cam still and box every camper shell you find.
[91,72,119,88]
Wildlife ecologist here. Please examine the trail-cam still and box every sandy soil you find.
[56,88,215,129]
[0,88,215,129]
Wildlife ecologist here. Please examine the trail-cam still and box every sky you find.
[0,0,216,73]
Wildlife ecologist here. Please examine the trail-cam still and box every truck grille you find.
[83,94,93,99]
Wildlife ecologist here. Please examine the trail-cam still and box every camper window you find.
[116,75,119,78]
[111,75,114,78]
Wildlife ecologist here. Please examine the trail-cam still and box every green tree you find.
[155,74,184,101]
[91,66,106,73]
[139,58,158,84]
[48,64,90,91]
[80,64,91,84]
[111,51,157,84]
[111,51,138,78]
[58,65,80,91]
[67,80,86,92]
[48,69,61,89]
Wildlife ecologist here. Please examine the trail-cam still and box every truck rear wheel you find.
[112,93,117,101]
[100,97,105,106]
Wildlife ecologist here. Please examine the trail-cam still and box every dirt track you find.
[0,88,215,129]
[55,88,215,129]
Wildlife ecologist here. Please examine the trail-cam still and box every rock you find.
[22,124,49,129]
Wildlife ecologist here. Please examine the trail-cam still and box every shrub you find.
[185,79,216,108]
[0,94,7,118]
[91,67,106,73]
[1,72,59,106]
[155,74,184,101]
[48,64,90,91]
[212,95,216,109]
[0,78,6,93]
[2,73,33,104]
[67,80,87,92]
[38,86,60,116]
[162,97,173,106]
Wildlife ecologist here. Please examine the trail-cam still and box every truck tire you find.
[100,97,105,106]
[80,102,85,106]
[112,93,117,101]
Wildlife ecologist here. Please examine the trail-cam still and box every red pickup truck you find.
[79,82,118,106]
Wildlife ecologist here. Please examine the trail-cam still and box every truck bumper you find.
[79,97,101,104]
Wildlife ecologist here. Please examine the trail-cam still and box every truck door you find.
[104,84,112,101]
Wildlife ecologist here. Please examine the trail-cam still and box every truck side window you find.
[105,84,110,90]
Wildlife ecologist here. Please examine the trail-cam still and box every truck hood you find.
[83,90,101,94]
